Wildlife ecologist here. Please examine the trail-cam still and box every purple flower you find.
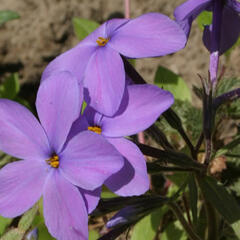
[174,0,240,54]
[41,13,186,117]
[0,71,124,240]
[69,84,174,197]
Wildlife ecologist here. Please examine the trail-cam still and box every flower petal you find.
[84,47,125,116]
[108,13,187,58]
[43,171,88,240]
[227,0,240,13]
[80,187,101,214]
[174,0,212,21]
[59,131,124,190]
[36,71,81,153]
[0,160,47,218]
[105,138,149,196]
[0,99,50,160]
[203,5,240,54]
[105,18,129,37]
[41,44,96,82]
[101,84,174,137]
[66,116,89,143]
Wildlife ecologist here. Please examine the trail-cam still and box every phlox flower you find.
[0,71,124,240]
[41,13,186,116]
[174,0,240,54]
[69,83,174,197]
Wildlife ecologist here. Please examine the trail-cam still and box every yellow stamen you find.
[46,154,59,168]
[96,37,109,46]
[88,126,102,134]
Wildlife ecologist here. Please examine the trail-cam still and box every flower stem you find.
[168,202,202,240]
[124,0,130,19]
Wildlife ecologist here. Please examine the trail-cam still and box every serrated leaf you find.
[198,176,240,227]
[131,207,167,240]
[0,216,12,236]
[154,66,191,102]
[89,230,99,240]
[72,18,99,40]
[197,11,212,30]
[0,228,24,240]
[1,73,20,99]
[216,77,240,97]
[0,11,20,26]
[18,204,38,232]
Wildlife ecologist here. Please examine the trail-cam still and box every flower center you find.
[96,37,109,46]
[46,154,59,168]
[88,126,102,134]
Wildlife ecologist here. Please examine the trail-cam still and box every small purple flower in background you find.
[0,71,124,240]
[41,13,186,116]
[174,0,240,83]
[69,84,174,197]
[174,0,240,54]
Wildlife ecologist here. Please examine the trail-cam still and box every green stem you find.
[168,202,202,240]
[196,175,218,240]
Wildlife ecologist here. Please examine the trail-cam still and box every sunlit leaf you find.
[18,204,38,232]
[161,221,187,240]
[0,11,20,26]
[197,11,212,30]
[154,66,191,102]
[131,207,167,240]
[0,228,23,240]
[0,216,12,236]
[89,230,99,240]
[73,18,99,40]
[1,73,20,100]
[101,185,117,198]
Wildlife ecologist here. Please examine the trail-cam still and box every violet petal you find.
[0,99,51,160]
[101,84,174,137]
[84,47,125,116]
[59,131,124,191]
[109,13,187,58]
[0,160,47,218]
[105,137,149,196]
[36,71,81,153]
[43,171,88,240]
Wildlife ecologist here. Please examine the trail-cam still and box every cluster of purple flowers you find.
[0,1,239,239]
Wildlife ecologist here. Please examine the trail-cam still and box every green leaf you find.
[161,221,187,240]
[0,216,12,236]
[72,18,99,40]
[1,73,20,99]
[0,228,24,240]
[198,176,240,226]
[81,101,87,114]
[131,207,167,240]
[38,223,55,240]
[188,174,198,227]
[18,204,38,232]
[101,185,117,198]
[0,11,20,26]
[154,66,191,102]
[232,220,240,239]
[89,230,99,240]
[197,11,212,30]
